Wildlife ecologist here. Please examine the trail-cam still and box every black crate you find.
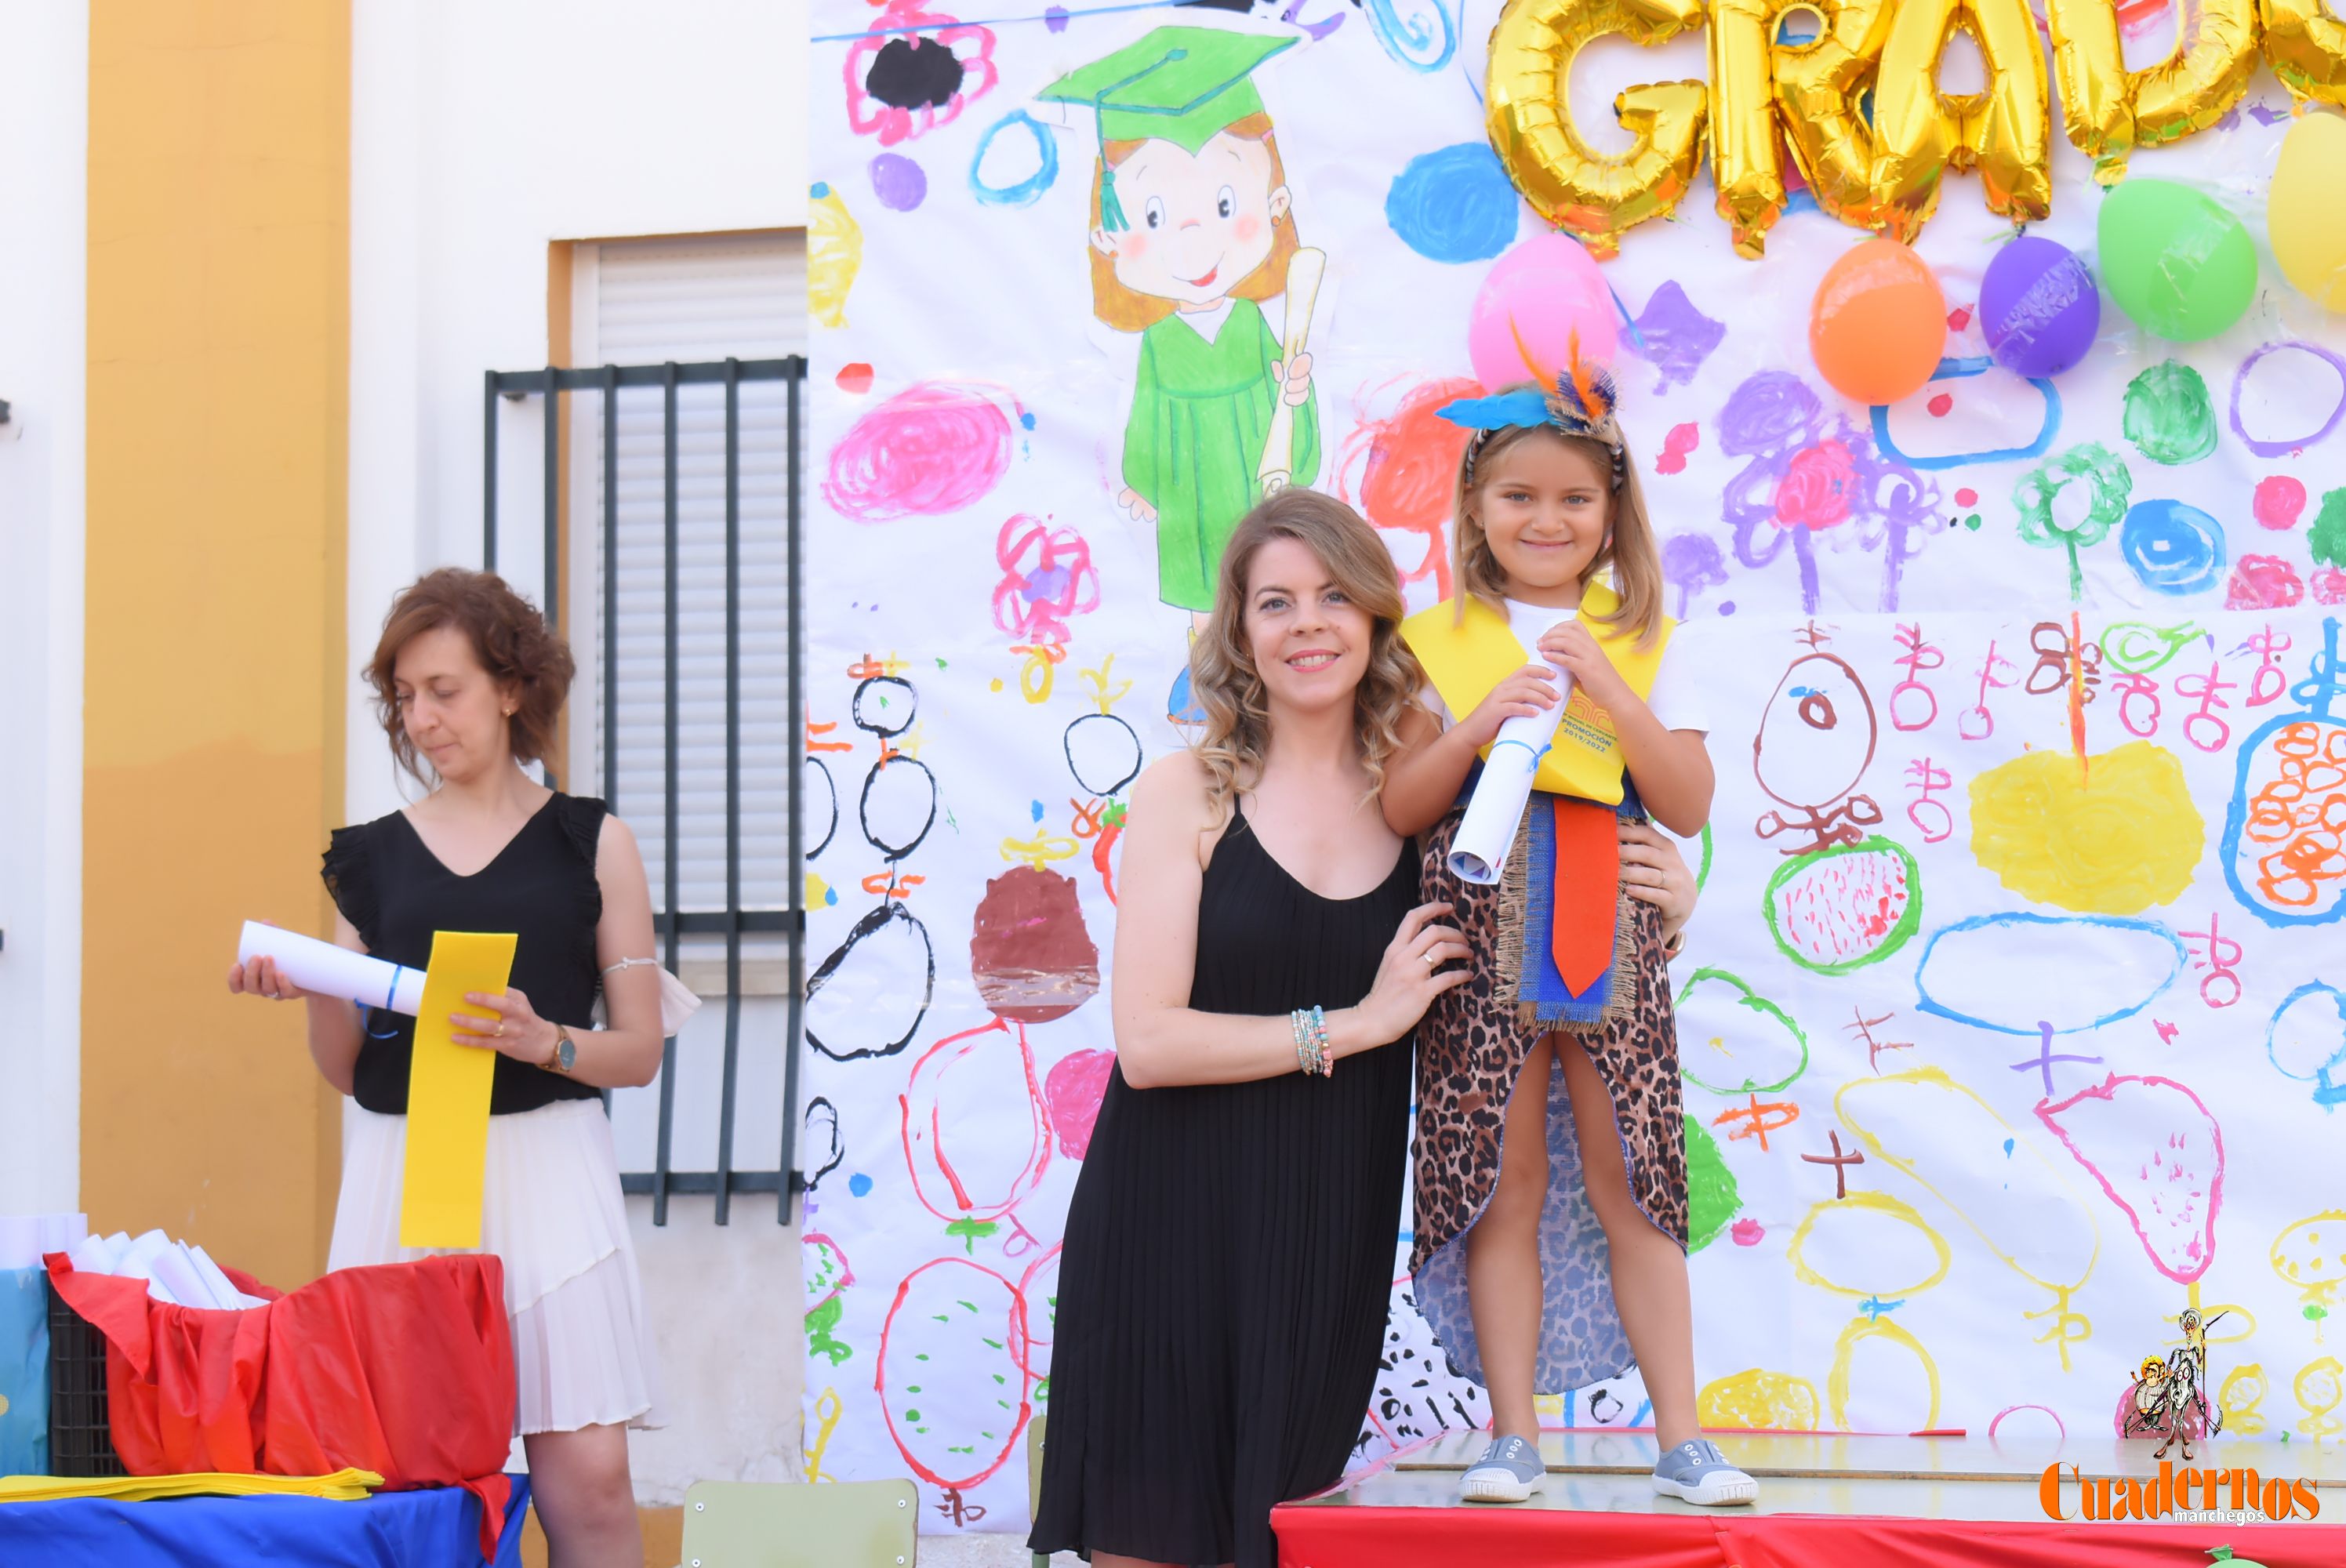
[45,1278,123,1477]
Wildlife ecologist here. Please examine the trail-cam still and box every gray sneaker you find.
[1651,1438,1758,1506]
[1459,1433,1545,1503]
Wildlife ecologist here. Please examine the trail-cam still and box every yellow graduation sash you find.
[1401,583,1674,804]
[400,930,518,1250]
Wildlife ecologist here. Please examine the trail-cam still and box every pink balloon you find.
[1466,233,1620,394]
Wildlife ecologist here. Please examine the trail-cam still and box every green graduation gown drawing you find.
[1123,297,1321,612]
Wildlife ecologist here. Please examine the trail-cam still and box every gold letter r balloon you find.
[1484,0,1710,258]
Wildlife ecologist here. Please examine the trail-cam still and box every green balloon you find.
[2098,179,2257,343]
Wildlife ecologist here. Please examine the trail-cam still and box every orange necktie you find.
[1550,797,1619,995]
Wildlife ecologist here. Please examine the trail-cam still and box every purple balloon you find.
[1981,235,2100,379]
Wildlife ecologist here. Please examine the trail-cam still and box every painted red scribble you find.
[1947,306,1973,332]
[875,1255,1033,1492]
[1656,421,1700,475]
[2248,625,2295,706]
[1336,374,1480,598]
[837,361,876,395]
[1927,394,1954,417]
[1044,1049,1115,1160]
[2172,659,2235,752]
[861,869,927,898]
[1890,622,1944,731]
[2036,1073,2225,1285]
[899,1016,1051,1222]
[2254,474,2308,530]
[843,0,999,147]
[1961,637,2018,741]
[2179,911,2244,1009]
[2112,672,2163,738]
[2227,554,2306,610]
[1774,439,1858,531]
[1956,488,1979,507]
[825,380,1020,522]
[1069,797,1123,903]
[1904,757,1953,843]
[807,710,855,754]
[992,515,1099,642]
[2316,568,2346,606]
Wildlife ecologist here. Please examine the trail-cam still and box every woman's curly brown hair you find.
[1191,490,1425,822]
[366,568,574,783]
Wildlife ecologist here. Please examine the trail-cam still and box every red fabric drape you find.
[1275,1504,2345,1568]
[45,1254,517,1558]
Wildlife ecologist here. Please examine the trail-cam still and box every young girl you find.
[1382,365,1756,1508]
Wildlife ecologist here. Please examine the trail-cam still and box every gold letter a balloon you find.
[2261,0,2346,107]
[1484,0,1710,258]
[1871,0,2052,239]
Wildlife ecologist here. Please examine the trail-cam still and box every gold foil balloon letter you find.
[1710,0,1894,255]
[2047,0,2259,182]
[2261,0,2346,107]
[1871,0,2052,239]
[1484,0,1710,258]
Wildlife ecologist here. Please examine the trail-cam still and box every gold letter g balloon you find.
[1484,0,1710,259]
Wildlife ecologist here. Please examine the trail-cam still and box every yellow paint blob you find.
[2220,1363,2268,1436]
[1698,1367,1821,1431]
[1969,741,2204,913]
[809,183,865,329]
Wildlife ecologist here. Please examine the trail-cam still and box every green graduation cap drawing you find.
[1035,27,1298,231]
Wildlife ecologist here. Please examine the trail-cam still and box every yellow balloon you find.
[1872,0,2052,239]
[1484,0,1711,258]
[1709,0,1894,255]
[2048,0,2259,182]
[2272,108,2346,309]
[2262,0,2346,108]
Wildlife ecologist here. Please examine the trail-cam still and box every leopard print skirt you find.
[1408,804,1689,1393]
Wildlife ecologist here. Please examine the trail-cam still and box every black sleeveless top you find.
[321,793,608,1116]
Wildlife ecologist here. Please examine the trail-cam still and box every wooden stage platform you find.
[1273,1431,2346,1566]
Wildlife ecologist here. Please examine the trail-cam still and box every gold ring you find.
[496,1021,505,1037]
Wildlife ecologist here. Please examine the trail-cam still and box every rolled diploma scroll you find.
[1444,659,1575,885]
[236,920,426,1016]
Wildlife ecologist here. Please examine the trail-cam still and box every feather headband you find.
[1437,346,1627,490]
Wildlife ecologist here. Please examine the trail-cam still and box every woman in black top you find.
[231,569,666,1568]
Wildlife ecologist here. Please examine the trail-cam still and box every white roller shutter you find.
[567,233,806,930]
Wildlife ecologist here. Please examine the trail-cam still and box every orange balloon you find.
[1810,238,1949,405]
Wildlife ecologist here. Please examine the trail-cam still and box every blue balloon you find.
[2119,498,2226,596]
[1385,143,1520,263]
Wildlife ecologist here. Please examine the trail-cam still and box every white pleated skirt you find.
[329,1098,666,1436]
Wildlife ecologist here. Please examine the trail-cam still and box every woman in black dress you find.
[228,569,669,1568]
[1029,490,1463,1568]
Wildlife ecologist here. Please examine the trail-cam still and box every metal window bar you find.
[483,357,807,1225]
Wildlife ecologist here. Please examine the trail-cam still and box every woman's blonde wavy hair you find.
[1191,489,1426,822]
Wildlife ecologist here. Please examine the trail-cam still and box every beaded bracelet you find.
[1308,1005,1334,1077]
[1290,1008,1320,1076]
[1289,1007,1334,1077]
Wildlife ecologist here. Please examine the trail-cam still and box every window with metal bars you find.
[482,354,806,1225]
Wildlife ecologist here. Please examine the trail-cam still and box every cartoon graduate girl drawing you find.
[1038,27,1326,637]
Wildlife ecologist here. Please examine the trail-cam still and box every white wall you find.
[0,1,89,1218]
[347,0,811,1504]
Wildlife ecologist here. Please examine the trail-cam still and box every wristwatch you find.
[542,1025,577,1075]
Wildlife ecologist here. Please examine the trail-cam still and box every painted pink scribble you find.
[2227,554,2306,610]
[2255,474,2309,530]
[843,0,998,147]
[993,516,1099,643]
[2036,1073,2224,1284]
[1044,1049,1115,1160]
[1337,374,1480,600]
[2316,569,2346,606]
[1730,1218,1765,1247]
[1774,439,1858,531]
[825,380,1019,522]
[1656,421,1700,475]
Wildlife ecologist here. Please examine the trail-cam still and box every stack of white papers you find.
[60,1229,269,1311]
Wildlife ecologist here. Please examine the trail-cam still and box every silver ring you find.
[1423,950,1438,967]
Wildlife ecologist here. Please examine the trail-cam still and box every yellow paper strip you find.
[0,1468,383,1503]
[399,931,518,1250]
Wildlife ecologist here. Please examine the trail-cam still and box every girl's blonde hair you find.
[1450,392,1666,648]
[1086,113,1300,333]
[1192,488,1425,821]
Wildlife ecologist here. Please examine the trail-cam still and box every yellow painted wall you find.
[85,1,351,1287]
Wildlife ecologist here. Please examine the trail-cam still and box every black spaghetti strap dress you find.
[1030,804,1416,1568]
